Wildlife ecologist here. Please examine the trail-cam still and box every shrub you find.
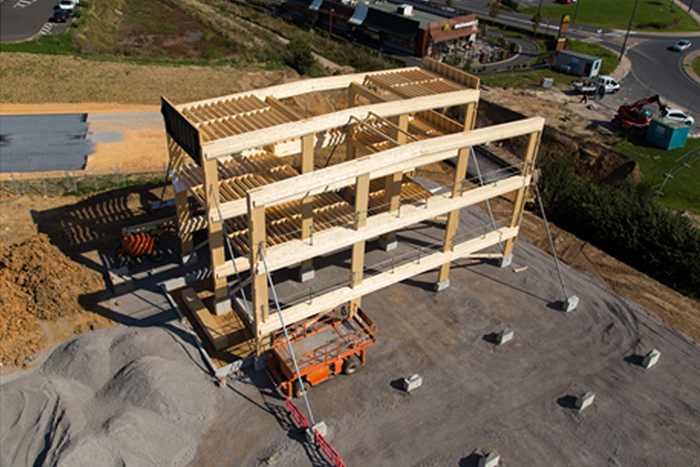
[286,38,314,75]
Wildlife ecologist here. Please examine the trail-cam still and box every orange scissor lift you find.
[268,302,377,398]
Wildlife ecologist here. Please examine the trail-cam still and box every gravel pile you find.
[0,326,219,467]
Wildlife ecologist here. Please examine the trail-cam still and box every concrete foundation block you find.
[254,356,266,372]
[403,374,422,392]
[563,295,579,312]
[478,451,500,467]
[181,251,198,265]
[379,237,398,251]
[434,279,450,292]
[108,266,135,295]
[306,421,327,443]
[497,328,514,345]
[299,267,315,283]
[214,297,232,316]
[642,349,660,369]
[576,391,595,411]
[499,254,513,268]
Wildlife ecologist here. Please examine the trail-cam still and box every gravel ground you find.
[4,206,697,467]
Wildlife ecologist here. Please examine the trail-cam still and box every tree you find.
[531,10,542,35]
[487,0,501,19]
[287,39,315,76]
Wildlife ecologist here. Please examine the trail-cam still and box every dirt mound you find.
[0,234,110,369]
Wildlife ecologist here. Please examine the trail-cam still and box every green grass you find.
[614,137,700,213]
[694,55,700,77]
[568,40,618,75]
[0,30,78,54]
[521,0,699,32]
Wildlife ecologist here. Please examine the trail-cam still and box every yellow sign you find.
[562,14,571,24]
[443,24,451,31]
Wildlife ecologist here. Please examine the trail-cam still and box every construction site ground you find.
[2,86,700,464]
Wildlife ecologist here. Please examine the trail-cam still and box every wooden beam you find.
[248,204,268,344]
[247,117,543,210]
[265,96,303,122]
[438,146,470,283]
[202,90,481,160]
[423,57,480,90]
[258,225,518,335]
[176,70,418,111]
[203,158,229,310]
[251,174,528,274]
[503,131,541,257]
[214,174,528,280]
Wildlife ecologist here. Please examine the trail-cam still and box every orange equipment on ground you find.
[115,232,163,266]
[612,95,665,136]
[268,302,377,398]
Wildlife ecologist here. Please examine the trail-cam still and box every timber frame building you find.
[161,58,544,354]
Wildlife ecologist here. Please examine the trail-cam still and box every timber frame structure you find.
[162,57,544,354]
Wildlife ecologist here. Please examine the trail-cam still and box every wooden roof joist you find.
[246,117,544,211]
[202,89,480,160]
[215,173,529,280]
[220,192,356,256]
[174,57,476,112]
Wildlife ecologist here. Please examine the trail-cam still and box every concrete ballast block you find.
[497,328,514,345]
[108,266,135,294]
[299,267,315,283]
[499,254,513,268]
[306,421,327,443]
[576,391,595,411]
[478,451,500,467]
[379,237,398,251]
[642,349,660,369]
[434,279,450,292]
[563,295,579,312]
[403,374,422,392]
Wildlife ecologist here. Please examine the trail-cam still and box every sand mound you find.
[0,326,218,467]
[0,234,108,369]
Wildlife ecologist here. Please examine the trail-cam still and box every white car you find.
[671,40,691,52]
[57,0,79,10]
[661,108,695,126]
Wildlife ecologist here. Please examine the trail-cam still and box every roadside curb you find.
[681,50,700,85]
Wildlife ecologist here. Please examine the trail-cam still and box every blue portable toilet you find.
[645,118,690,150]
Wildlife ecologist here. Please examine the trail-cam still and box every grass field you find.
[521,0,699,32]
[614,137,700,213]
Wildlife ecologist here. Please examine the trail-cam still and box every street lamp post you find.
[573,0,581,23]
[689,0,696,13]
[619,0,640,61]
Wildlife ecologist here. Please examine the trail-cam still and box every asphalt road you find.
[452,0,700,123]
[0,0,62,42]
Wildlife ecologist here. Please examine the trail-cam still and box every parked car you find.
[51,8,71,22]
[661,108,695,125]
[670,40,691,52]
[573,75,620,95]
[57,0,78,10]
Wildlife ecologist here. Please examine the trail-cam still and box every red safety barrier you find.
[286,398,310,430]
[264,364,346,466]
[315,430,346,467]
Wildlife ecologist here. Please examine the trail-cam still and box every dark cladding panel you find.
[161,97,202,165]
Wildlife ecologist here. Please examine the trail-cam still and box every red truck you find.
[268,302,377,398]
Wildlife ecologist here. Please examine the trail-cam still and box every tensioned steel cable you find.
[533,175,569,299]
[210,184,249,312]
[471,147,503,252]
[259,244,316,426]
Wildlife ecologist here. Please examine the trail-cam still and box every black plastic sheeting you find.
[0,113,93,173]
